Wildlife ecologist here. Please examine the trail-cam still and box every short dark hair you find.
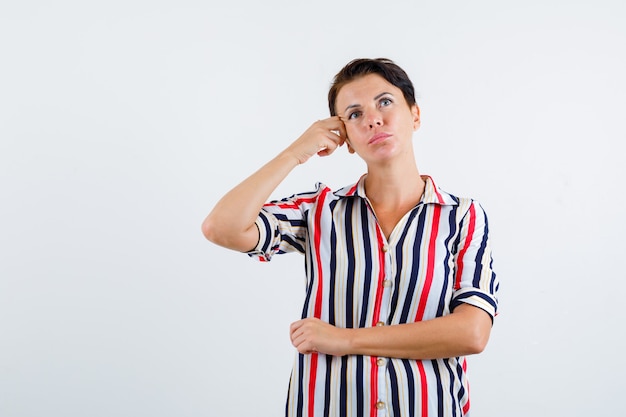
[328,58,417,116]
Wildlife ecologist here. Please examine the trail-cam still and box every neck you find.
[364,159,425,207]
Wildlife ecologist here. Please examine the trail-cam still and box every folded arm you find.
[290,303,492,360]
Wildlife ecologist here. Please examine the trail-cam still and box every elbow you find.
[201,214,256,252]
[465,335,489,355]
[463,324,491,355]
[453,304,493,355]
[201,215,220,243]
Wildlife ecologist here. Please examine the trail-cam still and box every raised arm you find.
[201,117,347,252]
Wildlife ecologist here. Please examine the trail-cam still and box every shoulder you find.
[423,176,488,218]
[262,182,337,213]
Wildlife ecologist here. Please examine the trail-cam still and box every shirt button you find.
[376,321,385,327]
[376,401,385,410]
[382,245,389,252]
[383,279,392,288]
[376,358,386,366]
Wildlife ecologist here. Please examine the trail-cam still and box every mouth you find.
[368,132,391,145]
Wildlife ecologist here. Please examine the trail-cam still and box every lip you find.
[368,132,392,145]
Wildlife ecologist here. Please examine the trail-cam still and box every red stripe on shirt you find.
[369,225,386,417]
[433,187,445,204]
[412,206,440,417]
[417,361,429,417]
[424,175,445,204]
[462,357,470,414]
[415,205,441,322]
[308,187,330,417]
[369,355,378,417]
[264,196,319,210]
[455,203,476,290]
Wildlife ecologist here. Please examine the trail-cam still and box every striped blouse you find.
[248,175,499,417]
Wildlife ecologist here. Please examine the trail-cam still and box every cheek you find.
[346,130,364,151]
[345,123,364,140]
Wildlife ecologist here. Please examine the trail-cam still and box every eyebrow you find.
[343,92,394,114]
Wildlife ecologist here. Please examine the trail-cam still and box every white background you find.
[1,1,625,416]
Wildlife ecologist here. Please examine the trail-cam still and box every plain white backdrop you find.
[1,1,625,416]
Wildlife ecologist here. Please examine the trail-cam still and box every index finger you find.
[328,116,347,145]
[290,319,304,334]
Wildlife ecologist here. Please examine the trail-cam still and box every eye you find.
[348,110,362,120]
[380,97,393,107]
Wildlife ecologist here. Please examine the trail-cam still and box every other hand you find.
[290,317,351,356]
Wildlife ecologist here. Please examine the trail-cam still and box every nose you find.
[366,110,383,128]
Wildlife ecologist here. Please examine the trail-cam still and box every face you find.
[335,73,420,163]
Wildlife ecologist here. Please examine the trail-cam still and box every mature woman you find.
[202,58,499,417]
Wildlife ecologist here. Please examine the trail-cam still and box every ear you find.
[412,105,421,130]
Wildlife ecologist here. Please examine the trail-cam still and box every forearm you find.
[201,150,299,251]
[202,117,346,252]
[291,304,492,360]
[346,304,492,360]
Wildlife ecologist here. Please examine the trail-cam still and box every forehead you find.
[335,73,403,108]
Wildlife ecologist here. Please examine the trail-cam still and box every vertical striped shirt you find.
[248,175,499,417]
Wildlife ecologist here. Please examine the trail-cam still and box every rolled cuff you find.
[246,210,279,261]
[450,288,498,322]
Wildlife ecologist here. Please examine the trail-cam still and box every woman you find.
[202,58,499,417]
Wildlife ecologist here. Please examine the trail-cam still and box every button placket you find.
[375,241,393,415]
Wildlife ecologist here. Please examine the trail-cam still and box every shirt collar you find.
[334,174,458,206]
